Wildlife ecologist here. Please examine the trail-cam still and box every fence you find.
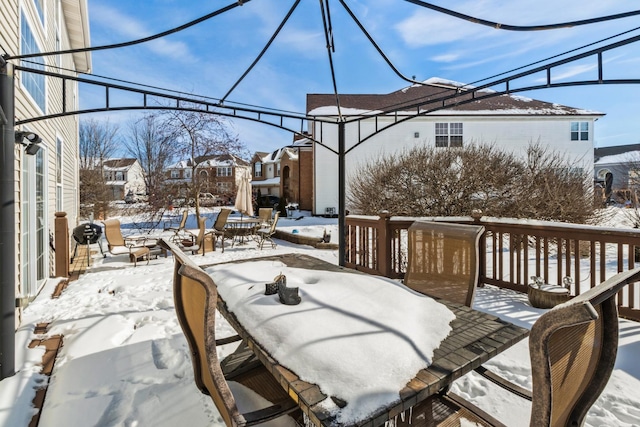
[345,213,640,321]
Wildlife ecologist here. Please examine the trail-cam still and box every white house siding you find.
[312,114,597,215]
[2,0,90,323]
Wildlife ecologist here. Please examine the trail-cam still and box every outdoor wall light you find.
[15,131,43,155]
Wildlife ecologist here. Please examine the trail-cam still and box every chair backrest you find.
[178,210,189,229]
[258,208,273,225]
[529,267,640,427]
[194,216,207,246]
[159,238,241,427]
[268,211,280,235]
[405,221,484,307]
[103,219,125,249]
[213,208,232,231]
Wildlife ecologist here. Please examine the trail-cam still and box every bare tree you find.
[78,118,119,219]
[125,113,177,210]
[161,108,246,218]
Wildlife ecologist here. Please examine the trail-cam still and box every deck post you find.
[338,121,345,266]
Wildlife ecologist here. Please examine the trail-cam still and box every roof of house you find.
[103,158,137,170]
[307,77,605,117]
[595,144,640,162]
[169,154,249,169]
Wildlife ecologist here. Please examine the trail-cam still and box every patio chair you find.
[164,210,189,242]
[256,211,279,250]
[103,218,163,263]
[405,220,485,307]
[159,238,300,427]
[258,207,273,227]
[179,216,215,256]
[398,267,640,427]
[211,208,233,253]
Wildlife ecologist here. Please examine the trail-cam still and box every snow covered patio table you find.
[206,254,530,426]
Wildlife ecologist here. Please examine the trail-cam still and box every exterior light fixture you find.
[15,131,42,155]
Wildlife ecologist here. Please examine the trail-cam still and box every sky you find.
[1,207,639,426]
[81,0,640,156]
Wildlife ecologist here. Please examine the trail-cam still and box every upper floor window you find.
[255,162,262,177]
[20,12,46,112]
[34,0,45,25]
[435,122,463,147]
[115,171,125,181]
[170,170,180,179]
[184,169,192,179]
[217,166,232,177]
[571,122,589,141]
[276,163,281,177]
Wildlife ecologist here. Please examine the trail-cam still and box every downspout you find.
[0,61,16,380]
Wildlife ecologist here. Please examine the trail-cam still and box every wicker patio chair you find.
[405,221,485,307]
[159,239,299,427]
[397,267,640,427]
[256,211,279,250]
[211,208,233,253]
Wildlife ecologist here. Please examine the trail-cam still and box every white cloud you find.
[90,4,196,61]
[431,53,460,63]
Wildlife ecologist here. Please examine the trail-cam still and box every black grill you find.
[72,223,103,245]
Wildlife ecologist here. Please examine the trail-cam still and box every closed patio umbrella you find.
[234,169,253,219]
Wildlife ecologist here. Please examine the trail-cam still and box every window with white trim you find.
[217,166,232,177]
[255,162,262,177]
[20,12,46,112]
[56,137,63,212]
[571,121,589,141]
[184,169,192,179]
[216,182,232,192]
[34,0,45,25]
[435,122,463,147]
[170,170,180,179]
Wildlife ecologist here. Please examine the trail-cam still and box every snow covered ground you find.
[1,207,639,426]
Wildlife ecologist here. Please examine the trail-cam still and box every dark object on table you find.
[265,274,286,295]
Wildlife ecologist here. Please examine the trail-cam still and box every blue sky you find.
[82,0,640,155]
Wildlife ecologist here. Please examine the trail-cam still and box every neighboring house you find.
[307,77,604,215]
[594,144,640,188]
[251,136,313,210]
[1,0,91,320]
[103,158,146,200]
[594,144,640,203]
[166,154,249,201]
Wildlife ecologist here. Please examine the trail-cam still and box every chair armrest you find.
[473,366,532,400]
[216,335,242,346]
[242,398,298,427]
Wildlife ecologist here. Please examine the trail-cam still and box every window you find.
[56,137,62,212]
[255,162,262,177]
[170,170,180,179]
[184,169,192,179]
[571,122,589,141]
[34,0,45,25]
[115,171,125,181]
[20,12,46,112]
[276,163,281,177]
[217,166,232,177]
[435,122,463,147]
[216,182,232,192]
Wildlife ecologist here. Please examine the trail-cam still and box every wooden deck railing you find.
[345,213,640,321]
